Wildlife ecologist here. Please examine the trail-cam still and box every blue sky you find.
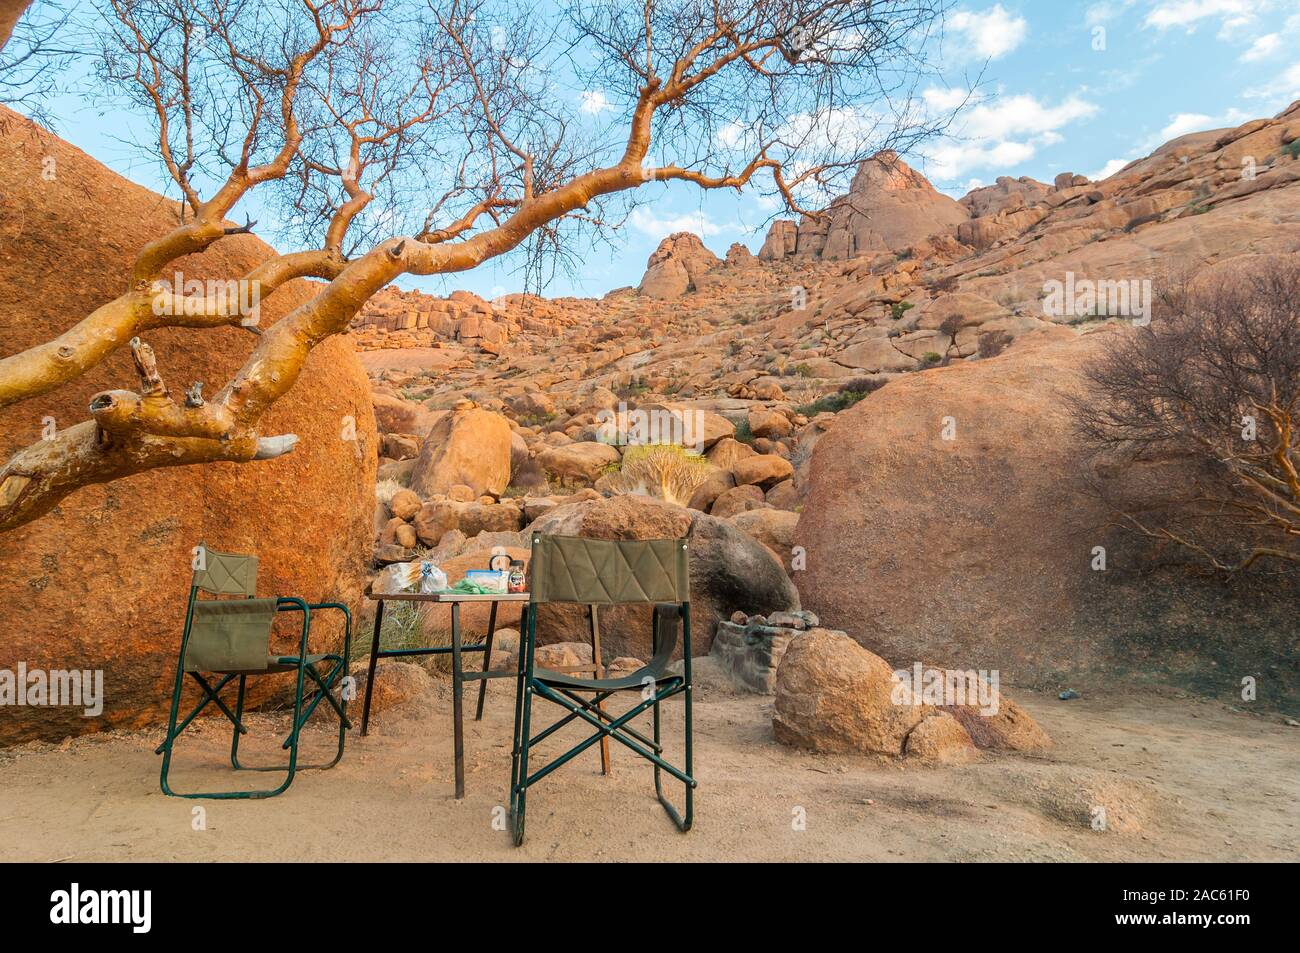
[31,0,1300,300]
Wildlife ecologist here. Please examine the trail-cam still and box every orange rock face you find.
[0,107,376,744]
[793,321,1300,691]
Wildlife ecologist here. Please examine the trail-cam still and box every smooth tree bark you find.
[0,0,954,531]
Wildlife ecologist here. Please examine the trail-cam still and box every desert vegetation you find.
[1073,257,1300,575]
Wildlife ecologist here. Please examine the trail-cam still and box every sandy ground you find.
[2,661,1296,862]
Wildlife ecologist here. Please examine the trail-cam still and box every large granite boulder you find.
[0,107,375,744]
[773,629,931,755]
[535,441,621,487]
[794,320,1300,699]
[409,403,512,499]
[638,232,722,299]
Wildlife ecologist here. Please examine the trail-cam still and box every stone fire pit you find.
[708,609,825,694]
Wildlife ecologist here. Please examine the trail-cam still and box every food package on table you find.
[375,561,421,594]
[462,569,508,594]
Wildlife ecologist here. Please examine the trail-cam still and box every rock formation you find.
[408,402,512,499]
[793,322,1300,692]
[638,232,723,298]
[0,107,376,744]
[760,151,970,261]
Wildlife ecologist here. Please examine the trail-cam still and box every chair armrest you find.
[307,602,353,661]
[274,598,352,660]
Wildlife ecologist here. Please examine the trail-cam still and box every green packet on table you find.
[442,570,508,595]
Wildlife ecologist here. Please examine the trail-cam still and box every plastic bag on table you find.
[418,561,448,594]
[375,561,420,594]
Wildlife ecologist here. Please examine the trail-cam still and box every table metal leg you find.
[360,599,384,737]
[475,600,499,721]
[451,601,465,800]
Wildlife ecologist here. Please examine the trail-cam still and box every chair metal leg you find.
[511,606,536,846]
[159,672,297,799]
[360,598,384,736]
[654,606,693,832]
[229,675,248,768]
[509,606,528,829]
[589,604,611,776]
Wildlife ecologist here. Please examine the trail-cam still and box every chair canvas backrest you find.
[528,534,689,605]
[192,546,258,597]
[184,547,274,672]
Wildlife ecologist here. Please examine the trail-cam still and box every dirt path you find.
[2,667,1296,862]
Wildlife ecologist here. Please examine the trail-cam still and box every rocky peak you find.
[960,175,1053,218]
[760,151,970,262]
[847,149,939,194]
[638,231,722,299]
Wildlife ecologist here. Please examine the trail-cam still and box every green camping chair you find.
[510,533,695,846]
[156,545,352,799]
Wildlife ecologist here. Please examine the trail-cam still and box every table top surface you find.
[365,589,531,603]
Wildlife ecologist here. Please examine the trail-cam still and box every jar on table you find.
[508,560,527,593]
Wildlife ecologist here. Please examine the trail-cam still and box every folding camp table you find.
[360,589,530,799]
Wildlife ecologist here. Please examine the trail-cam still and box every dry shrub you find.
[375,478,405,507]
[601,444,713,507]
[1072,256,1300,574]
[977,329,1012,358]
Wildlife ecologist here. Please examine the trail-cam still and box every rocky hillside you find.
[360,100,1300,705]
[357,101,1300,416]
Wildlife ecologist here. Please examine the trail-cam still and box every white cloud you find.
[1240,32,1281,60]
[1156,107,1252,143]
[1159,111,1217,139]
[1090,157,1135,180]
[629,207,724,240]
[934,91,1099,142]
[579,90,613,114]
[1085,0,1137,26]
[949,4,1029,60]
[924,87,971,111]
[920,90,1099,180]
[1144,0,1266,33]
[1244,62,1300,101]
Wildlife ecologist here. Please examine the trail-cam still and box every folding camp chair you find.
[509,533,695,846]
[156,545,352,799]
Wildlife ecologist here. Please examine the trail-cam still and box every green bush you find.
[795,390,868,416]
